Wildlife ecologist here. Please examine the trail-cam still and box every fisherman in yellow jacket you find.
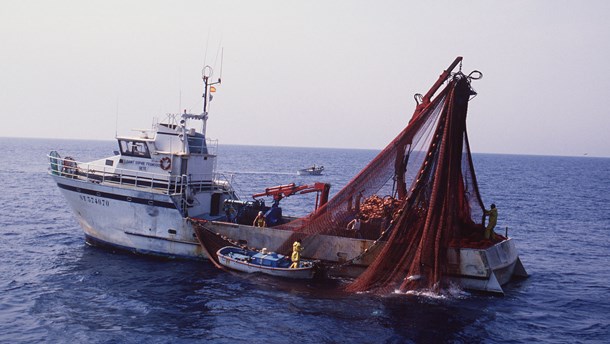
[484,203,498,240]
[253,211,266,227]
[290,240,303,269]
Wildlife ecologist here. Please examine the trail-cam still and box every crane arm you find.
[252,182,331,209]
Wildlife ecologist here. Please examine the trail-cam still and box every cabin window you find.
[187,133,208,154]
[118,140,151,158]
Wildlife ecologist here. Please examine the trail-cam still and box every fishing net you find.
[275,61,487,294]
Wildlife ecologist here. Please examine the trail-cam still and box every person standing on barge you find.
[484,204,498,241]
[290,240,303,268]
[253,211,266,227]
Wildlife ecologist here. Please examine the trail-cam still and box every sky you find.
[1,0,609,157]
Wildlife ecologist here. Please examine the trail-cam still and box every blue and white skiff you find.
[217,246,316,279]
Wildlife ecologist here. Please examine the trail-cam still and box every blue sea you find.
[1,137,609,343]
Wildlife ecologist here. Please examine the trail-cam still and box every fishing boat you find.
[48,66,238,259]
[48,57,527,295]
[193,57,528,294]
[217,246,316,279]
[297,165,324,175]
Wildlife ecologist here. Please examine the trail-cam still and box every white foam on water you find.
[392,282,470,300]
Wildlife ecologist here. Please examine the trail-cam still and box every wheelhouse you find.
[118,139,152,159]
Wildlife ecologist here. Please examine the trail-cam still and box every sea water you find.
[0,137,609,343]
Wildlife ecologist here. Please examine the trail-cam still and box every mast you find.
[200,65,221,136]
[179,65,221,137]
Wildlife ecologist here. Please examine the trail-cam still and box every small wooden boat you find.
[216,246,316,279]
[297,165,324,176]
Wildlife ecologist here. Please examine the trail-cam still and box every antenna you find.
[198,65,221,136]
[202,65,213,113]
[213,38,222,72]
[203,30,210,67]
[115,96,119,138]
[178,66,182,114]
[220,48,224,81]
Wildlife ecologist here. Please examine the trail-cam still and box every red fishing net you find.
[276,58,487,293]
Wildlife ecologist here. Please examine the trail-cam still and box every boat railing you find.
[47,153,231,195]
[186,137,218,155]
[206,138,218,156]
[212,172,237,193]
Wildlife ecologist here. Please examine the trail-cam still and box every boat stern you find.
[447,238,528,295]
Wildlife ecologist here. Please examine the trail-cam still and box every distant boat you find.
[297,165,324,176]
[216,246,316,279]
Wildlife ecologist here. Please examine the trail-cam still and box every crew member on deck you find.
[253,211,266,227]
[290,240,303,269]
[224,203,236,223]
[347,215,363,238]
[484,204,498,241]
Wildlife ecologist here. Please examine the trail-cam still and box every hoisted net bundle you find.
[276,58,486,294]
[276,86,447,237]
[346,73,485,293]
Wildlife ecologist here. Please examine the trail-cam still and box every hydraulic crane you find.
[252,182,331,211]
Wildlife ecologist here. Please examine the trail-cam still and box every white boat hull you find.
[446,239,528,294]
[53,175,208,259]
[297,166,324,175]
[49,71,237,261]
[297,169,323,176]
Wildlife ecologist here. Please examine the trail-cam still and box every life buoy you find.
[160,157,172,171]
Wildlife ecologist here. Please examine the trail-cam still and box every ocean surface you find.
[1,137,609,343]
